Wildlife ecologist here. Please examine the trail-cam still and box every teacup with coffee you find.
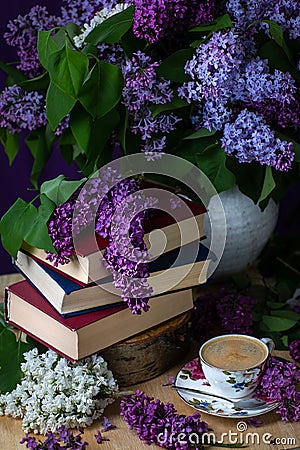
[199,334,274,399]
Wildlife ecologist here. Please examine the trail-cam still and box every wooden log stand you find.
[101,311,191,386]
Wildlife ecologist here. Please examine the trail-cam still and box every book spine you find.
[4,287,10,322]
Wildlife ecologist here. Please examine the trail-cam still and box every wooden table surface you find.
[0,273,299,450]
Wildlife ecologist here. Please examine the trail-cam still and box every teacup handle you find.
[260,337,274,354]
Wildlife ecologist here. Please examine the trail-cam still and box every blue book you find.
[14,242,211,316]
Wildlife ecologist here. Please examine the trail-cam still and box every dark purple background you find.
[0,0,79,274]
[0,1,299,274]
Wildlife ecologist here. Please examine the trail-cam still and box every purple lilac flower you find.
[226,0,300,40]
[179,31,246,106]
[253,85,300,130]
[122,51,173,111]
[289,340,300,362]
[20,426,89,449]
[122,51,180,158]
[47,172,153,314]
[55,115,71,136]
[221,109,295,170]
[162,376,175,386]
[59,0,118,27]
[0,85,47,134]
[47,196,76,266]
[101,416,116,432]
[132,0,215,43]
[97,42,126,67]
[256,357,300,422]
[233,58,296,104]
[4,5,56,77]
[216,291,258,335]
[94,430,109,444]
[120,390,208,449]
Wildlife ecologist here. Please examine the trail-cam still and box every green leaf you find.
[0,60,27,84]
[266,301,285,310]
[281,335,289,347]
[259,40,300,79]
[270,310,300,320]
[259,20,293,62]
[184,128,217,140]
[19,72,50,91]
[258,166,276,203]
[40,174,86,205]
[46,82,76,131]
[82,43,99,57]
[157,48,195,82]
[85,109,120,164]
[48,44,89,98]
[227,159,265,204]
[79,61,123,119]
[0,129,19,165]
[37,30,59,71]
[0,325,39,393]
[0,199,37,258]
[189,14,233,33]
[121,29,147,58]
[196,146,236,192]
[24,195,56,252]
[26,126,56,187]
[85,5,134,45]
[262,315,299,332]
[151,97,188,118]
[70,104,94,153]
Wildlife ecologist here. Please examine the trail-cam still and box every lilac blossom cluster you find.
[222,110,295,171]
[4,5,56,77]
[289,340,300,362]
[120,390,208,449]
[0,85,47,134]
[226,0,300,40]
[20,426,89,449]
[179,30,297,170]
[59,0,119,27]
[46,196,76,266]
[193,288,258,339]
[256,357,300,422]
[47,171,153,314]
[216,291,258,335]
[122,51,180,160]
[132,0,215,43]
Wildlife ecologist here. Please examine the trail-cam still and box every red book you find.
[5,280,194,361]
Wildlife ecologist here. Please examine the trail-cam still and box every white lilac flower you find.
[0,349,118,434]
[74,2,131,48]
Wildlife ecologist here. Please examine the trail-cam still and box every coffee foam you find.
[201,336,267,371]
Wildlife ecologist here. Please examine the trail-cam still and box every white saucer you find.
[175,358,278,418]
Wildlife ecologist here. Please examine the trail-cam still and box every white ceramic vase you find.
[203,185,279,278]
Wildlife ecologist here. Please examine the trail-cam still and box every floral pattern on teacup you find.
[223,367,261,393]
[175,359,278,418]
[180,358,207,381]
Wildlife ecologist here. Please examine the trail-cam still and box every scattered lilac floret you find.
[162,376,175,386]
[95,430,110,444]
[102,416,117,432]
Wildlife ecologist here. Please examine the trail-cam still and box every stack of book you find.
[5,198,211,361]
